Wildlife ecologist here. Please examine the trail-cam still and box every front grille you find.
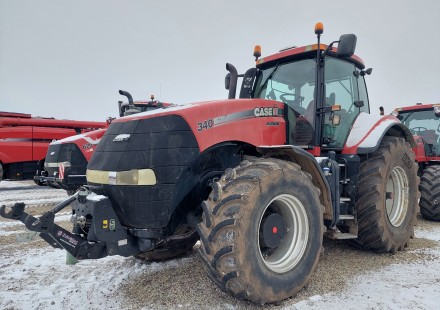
[88,115,200,228]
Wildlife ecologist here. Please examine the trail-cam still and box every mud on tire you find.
[197,158,323,304]
[355,137,419,253]
[419,165,440,221]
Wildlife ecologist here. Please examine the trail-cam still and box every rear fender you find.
[257,145,333,222]
[342,113,416,154]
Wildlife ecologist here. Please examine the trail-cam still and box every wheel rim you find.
[385,166,409,227]
[258,194,309,273]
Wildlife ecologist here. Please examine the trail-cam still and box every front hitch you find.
[0,202,26,221]
[0,192,106,259]
[0,188,140,260]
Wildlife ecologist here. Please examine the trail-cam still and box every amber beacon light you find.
[315,22,324,35]
[253,45,261,61]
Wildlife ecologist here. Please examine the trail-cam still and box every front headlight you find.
[86,169,157,185]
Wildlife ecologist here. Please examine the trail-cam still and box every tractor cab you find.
[394,104,440,157]
[230,23,372,151]
[252,56,370,149]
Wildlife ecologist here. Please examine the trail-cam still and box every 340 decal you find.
[197,119,214,131]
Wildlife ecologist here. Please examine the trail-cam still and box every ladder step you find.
[339,214,354,220]
[325,230,358,240]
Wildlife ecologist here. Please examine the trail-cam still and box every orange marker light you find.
[253,45,261,60]
[315,22,324,35]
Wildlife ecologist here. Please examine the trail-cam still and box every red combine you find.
[1,24,419,304]
[394,103,440,220]
[0,111,106,182]
[35,90,172,194]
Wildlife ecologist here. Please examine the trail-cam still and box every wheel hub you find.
[260,213,287,248]
[258,194,309,273]
[385,166,409,227]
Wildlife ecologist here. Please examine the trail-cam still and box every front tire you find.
[419,165,440,221]
[355,137,419,253]
[198,158,323,304]
[0,163,3,181]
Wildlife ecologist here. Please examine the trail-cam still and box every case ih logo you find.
[113,134,131,142]
[82,143,93,150]
[254,107,279,117]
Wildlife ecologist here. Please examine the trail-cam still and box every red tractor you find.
[0,111,106,182]
[393,103,440,221]
[1,24,419,304]
[34,90,172,194]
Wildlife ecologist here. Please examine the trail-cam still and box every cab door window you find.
[322,58,369,148]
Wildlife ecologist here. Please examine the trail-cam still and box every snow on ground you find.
[290,229,440,310]
[1,180,440,309]
[0,180,66,207]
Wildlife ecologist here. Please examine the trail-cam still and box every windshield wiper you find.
[256,64,280,98]
[399,111,414,123]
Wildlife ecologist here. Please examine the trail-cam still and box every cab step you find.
[325,229,358,240]
[339,214,354,220]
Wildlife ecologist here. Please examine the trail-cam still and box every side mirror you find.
[225,73,231,90]
[337,34,357,58]
[239,68,257,98]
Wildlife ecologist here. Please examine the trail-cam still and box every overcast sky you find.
[1,0,439,121]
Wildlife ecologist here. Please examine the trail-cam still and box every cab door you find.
[321,58,369,149]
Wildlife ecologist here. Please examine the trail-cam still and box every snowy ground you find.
[0,180,439,310]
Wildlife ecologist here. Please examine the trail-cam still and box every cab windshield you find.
[253,59,316,124]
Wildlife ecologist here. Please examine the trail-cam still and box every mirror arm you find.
[322,40,339,59]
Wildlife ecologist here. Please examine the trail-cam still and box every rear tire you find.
[198,158,323,304]
[355,137,419,253]
[0,163,3,181]
[419,165,440,221]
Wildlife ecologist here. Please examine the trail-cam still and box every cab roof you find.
[394,103,440,112]
[256,44,365,70]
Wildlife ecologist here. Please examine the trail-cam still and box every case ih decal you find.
[197,107,283,132]
[254,106,282,117]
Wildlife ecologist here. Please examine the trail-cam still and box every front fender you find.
[342,112,415,154]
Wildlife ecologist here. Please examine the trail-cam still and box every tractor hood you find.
[114,99,251,123]
[86,97,286,229]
